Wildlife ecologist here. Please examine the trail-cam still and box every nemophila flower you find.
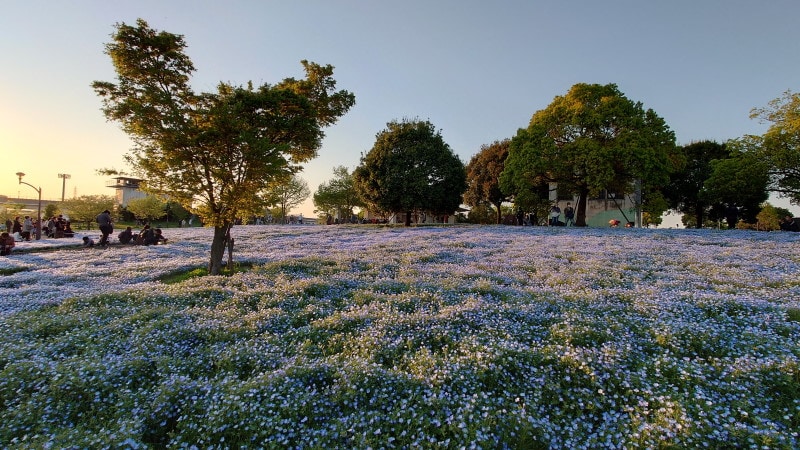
[0,225,799,447]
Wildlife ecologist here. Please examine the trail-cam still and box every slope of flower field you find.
[0,225,798,448]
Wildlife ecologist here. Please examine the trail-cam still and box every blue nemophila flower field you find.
[0,225,798,448]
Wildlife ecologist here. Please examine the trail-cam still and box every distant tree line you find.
[314,85,800,230]
[89,19,799,274]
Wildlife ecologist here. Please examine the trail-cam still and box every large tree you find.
[702,150,770,226]
[313,166,364,219]
[501,83,678,226]
[265,175,310,224]
[748,90,800,203]
[61,195,116,230]
[663,141,729,228]
[125,195,166,223]
[93,19,354,274]
[464,140,512,224]
[353,119,466,226]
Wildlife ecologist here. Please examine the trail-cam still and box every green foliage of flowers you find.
[0,226,799,448]
[788,307,800,323]
[0,267,27,276]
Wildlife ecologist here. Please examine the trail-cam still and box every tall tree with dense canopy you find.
[702,150,770,226]
[353,119,466,226]
[500,83,678,226]
[747,90,800,203]
[92,19,354,274]
[313,166,364,219]
[663,141,729,228]
[464,140,512,224]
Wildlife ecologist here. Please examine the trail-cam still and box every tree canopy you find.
[353,119,466,226]
[93,19,354,273]
[265,175,310,224]
[464,140,512,224]
[702,149,770,225]
[663,141,729,228]
[500,83,678,226]
[61,195,116,229]
[313,166,364,219]
[747,90,800,203]
[125,195,166,222]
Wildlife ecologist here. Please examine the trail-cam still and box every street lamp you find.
[58,173,71,202]
[15,172,42,240]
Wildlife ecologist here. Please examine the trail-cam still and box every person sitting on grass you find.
[118,226,134,244]
[82,236,95,247]
[144,228,167,245]
[63,221,75,238]
[780,216,799,232]
[0,232,15,256]
[136,225,153,245]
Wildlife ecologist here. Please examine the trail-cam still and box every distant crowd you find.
[1,210,169,256]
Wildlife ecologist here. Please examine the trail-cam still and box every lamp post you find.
[15,172,42,240]
[58,173,71,202]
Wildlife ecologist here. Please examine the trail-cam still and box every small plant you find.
[787,307,800,323]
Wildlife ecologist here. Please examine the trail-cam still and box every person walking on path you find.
[96,209,113,247]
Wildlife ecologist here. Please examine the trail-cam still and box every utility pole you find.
[58,173,71,202]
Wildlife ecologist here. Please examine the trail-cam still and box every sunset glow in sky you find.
[2,1,798,219]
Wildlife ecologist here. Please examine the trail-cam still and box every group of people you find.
[516,203,576,226]
[118,225,167,245]
[549,203,576,226]
[6,216,35,241]
[44,215,74,238]
[2,208,173,255]
[780,215,800,232]
[4,215,76,241]
[82,210,168,247]
[82,225,167,247]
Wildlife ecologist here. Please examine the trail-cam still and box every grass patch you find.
[0,267,28,276]
[787,307,800,323]
[157,262,255,284]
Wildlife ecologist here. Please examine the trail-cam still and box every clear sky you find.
[2,0,799,220]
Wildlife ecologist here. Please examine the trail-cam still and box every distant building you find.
[106,176,146,207]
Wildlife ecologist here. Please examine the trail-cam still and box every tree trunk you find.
[575,188,589,227]
[404,210,412,227]
[694,204,704,229]
[494,201,503,225]
[227,237,235,271]
[208,225,231,275]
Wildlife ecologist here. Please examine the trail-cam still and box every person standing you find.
[549,203,561,226]
[21,216,33,241]
[564,203,575,226]
[96,209,113,247]
[725,204,739,229]
[12,217,22,236]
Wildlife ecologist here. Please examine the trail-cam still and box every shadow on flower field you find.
[0,225,798,448]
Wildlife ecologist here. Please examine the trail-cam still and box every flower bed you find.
[0,225,798,448]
